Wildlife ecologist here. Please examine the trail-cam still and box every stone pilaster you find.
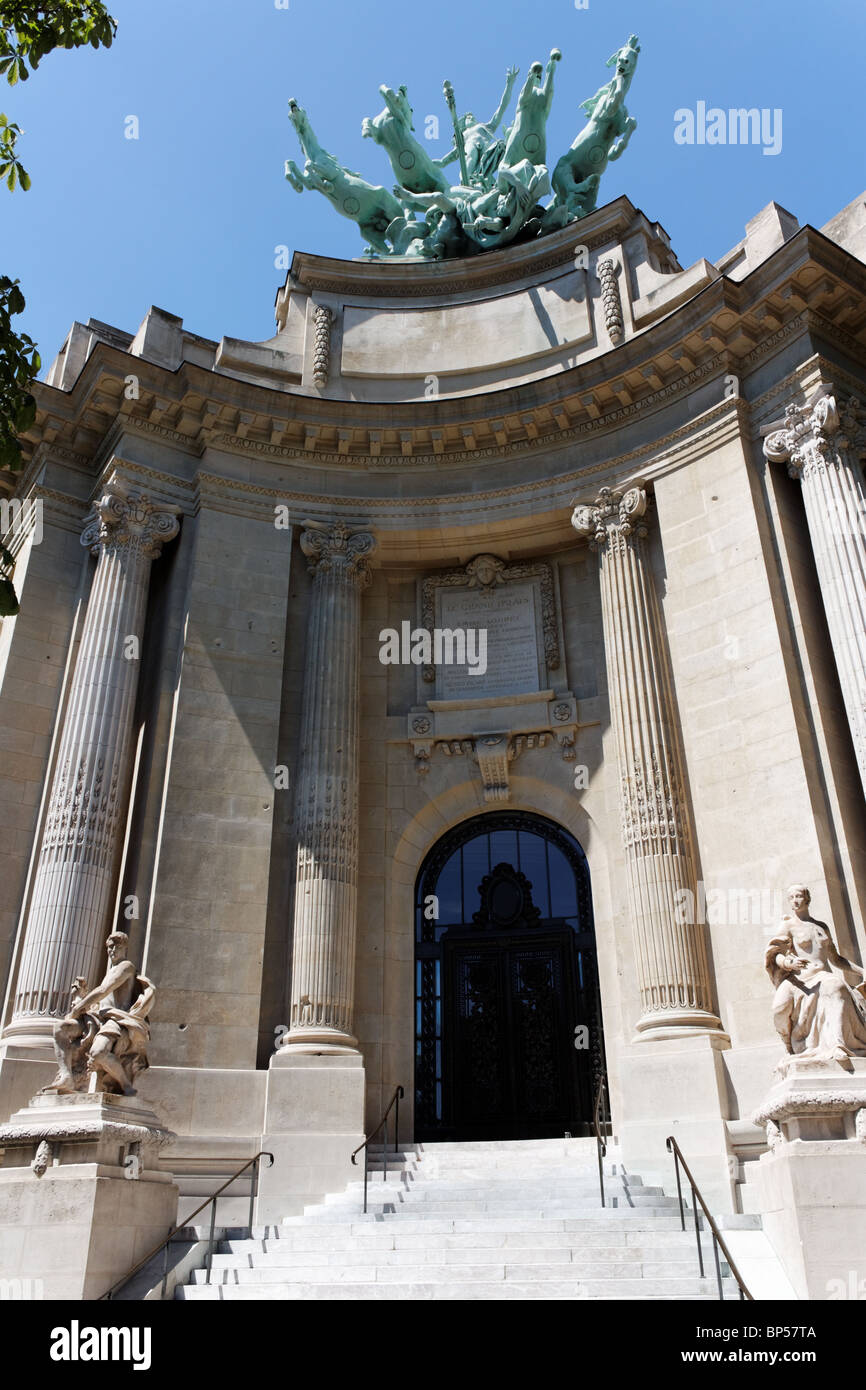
[764,391,866,798]
[7,484,179,1041]
[282,521,375,1053]
[572,484,723,1037]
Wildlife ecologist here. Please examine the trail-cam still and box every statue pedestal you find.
[0,1092,177,1299]
[753,1057,866,1299]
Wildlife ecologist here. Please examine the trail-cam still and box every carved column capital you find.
[300,521,376,588]
[763,392,866,481]
[571,484,648,550]
[81,485,180,559]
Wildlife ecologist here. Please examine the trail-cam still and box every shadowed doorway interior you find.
[414,811,605,1142]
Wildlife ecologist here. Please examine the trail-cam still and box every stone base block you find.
[617,1032,735,1210]
[0,1051,56,1124]
[0,1093,178,1299]
[753,1057,866,1299]
[256,1052,365,1223]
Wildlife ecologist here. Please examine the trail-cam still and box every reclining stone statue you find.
[41,931,156,1097]
[765,885,866,1064]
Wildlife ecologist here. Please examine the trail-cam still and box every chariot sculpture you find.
[284,36,640,261]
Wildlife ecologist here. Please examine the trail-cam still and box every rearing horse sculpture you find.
[551,34,639,219]
[362,84,452,196]
[285,99,404,256]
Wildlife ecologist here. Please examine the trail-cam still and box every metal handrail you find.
[351,1085,404,1214]
[101,1150,274,1300]
[665,1136,752,1301]
[592,1073,610,1207]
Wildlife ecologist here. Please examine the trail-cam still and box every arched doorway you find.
[414,811,605,1142]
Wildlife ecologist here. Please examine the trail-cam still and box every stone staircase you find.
[177,1138,744,1300]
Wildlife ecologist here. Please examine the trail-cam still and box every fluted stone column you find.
[572,485,723,1037]
[7,484,179,1040]
[764,391,866,798]
[282,521,375,1053]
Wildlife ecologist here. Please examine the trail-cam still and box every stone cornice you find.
[6,224,864,494]
[0,396,763,550]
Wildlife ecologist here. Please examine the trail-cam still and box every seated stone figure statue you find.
[42,931,155,1097]
[765,885,866,1063]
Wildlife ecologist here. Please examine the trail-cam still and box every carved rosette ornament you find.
[572,484,723,1036]
[9,484,179,1038]
[763,391,866,798]
[283,522,376,1052]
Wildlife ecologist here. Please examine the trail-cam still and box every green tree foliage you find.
[0,274,38,471]
[0,4,116,612]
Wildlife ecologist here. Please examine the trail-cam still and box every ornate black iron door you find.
[415,815,605,1143]
[444,927,578,1139]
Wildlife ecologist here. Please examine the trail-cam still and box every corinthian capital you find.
[571,484,648,550]
[763,392,866,480]
[81,485,180,559]
[300,521,376,587]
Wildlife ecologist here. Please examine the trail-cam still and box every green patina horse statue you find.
[285,98,405,256]
[551,34,639,220]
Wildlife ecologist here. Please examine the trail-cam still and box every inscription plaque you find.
[436,581,542,701]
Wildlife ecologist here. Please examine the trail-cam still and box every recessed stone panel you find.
[340,271,590,378]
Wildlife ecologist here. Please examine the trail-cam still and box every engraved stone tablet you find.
[435,580,542,700]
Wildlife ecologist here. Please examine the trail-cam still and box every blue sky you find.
[3,0,864,371]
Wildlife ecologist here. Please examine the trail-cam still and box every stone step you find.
[335,1176,649,1195]
[320,1190,653,1208]
[364,1155,623,1172]
[403,1145,606,1156]
[365,1144,619,1159]
[190,1260,732,1285]
[223,1227,701,1252]
[280,1212,691,1232]
[177,1277,737,1301]
[302,1198,679,1218]
[208,1246,706,1270]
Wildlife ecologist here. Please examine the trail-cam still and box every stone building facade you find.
[1,191,865,1267]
